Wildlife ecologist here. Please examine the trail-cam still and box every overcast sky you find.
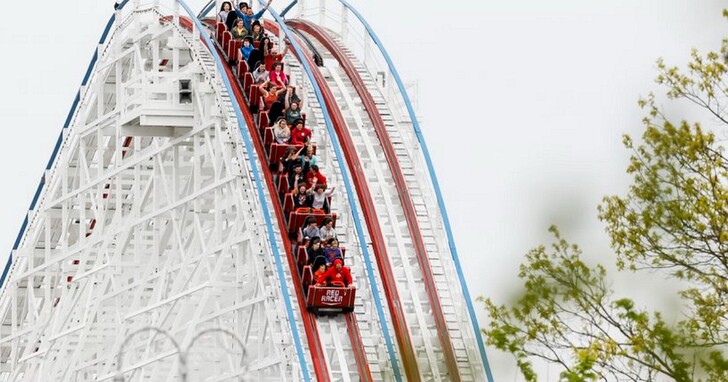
[0,0,726,380]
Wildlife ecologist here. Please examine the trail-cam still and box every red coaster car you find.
[306,285,356,315]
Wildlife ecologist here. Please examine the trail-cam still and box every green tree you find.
[482,14,728,382]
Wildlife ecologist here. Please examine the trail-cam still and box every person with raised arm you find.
[305,165,327,190]
[279,145,304,173]
[259,36,272,59]
[298,144,318,174]
[259,36,276,72]
[310,184,334,214]
[283,87,302,124]
[236,0,272,31]
[269,61,288,88]
[267,43,288,71]
[258,81,286,111]
[292,183,310,210]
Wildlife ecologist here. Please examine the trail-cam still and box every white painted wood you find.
[0,6,298,381]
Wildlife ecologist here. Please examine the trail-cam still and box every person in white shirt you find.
[318,217,337,241]
[218,1,233,23]
[272,117,290,144]
[310,184,334,213]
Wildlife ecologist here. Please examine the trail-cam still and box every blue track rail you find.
[176,1,312,379]
[1,0,130,291]
[256,3,404,380]
[198,0,215,20]
[333,1,495,380]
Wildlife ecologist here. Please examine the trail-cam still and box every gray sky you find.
[0,1,726,380]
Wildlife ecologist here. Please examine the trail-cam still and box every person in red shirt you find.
[289,119,311,145]
[258,81,285,110]
[305,165,327,189]
[313,263,327,284]
[316,259,352,287]
[269,61,288,88]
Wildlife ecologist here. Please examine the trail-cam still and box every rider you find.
[316,259,352,287]
[235,0,273,31]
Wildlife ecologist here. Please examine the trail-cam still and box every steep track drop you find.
[200,15,376,382]
[264,22,421,380]
[287,19,463,380]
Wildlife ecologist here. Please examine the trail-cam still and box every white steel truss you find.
[0,4,302,381]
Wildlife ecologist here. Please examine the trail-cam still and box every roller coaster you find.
[0,1,494,380]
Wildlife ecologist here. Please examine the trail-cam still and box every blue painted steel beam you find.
[279,0,297,18]
[257,2,404,380]
[198,0,215,19]
[334,1,495,380]
[197,0,297,19]
[175,1,312,379]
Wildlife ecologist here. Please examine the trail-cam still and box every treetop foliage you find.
[483,12,728,382]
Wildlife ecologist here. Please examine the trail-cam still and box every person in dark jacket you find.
[230,19,247,40]
[307,237,326,267]
[279,145,303,173]
[292,184,310,210]
[249,21,265,41]
[225,9,238,31]
[287,162,305,192]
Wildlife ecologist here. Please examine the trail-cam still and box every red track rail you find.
[181,17,332,381]
[344,314,372,379]
[212,39,332,382]
[287,20,463,380]
[264,22,422,380]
